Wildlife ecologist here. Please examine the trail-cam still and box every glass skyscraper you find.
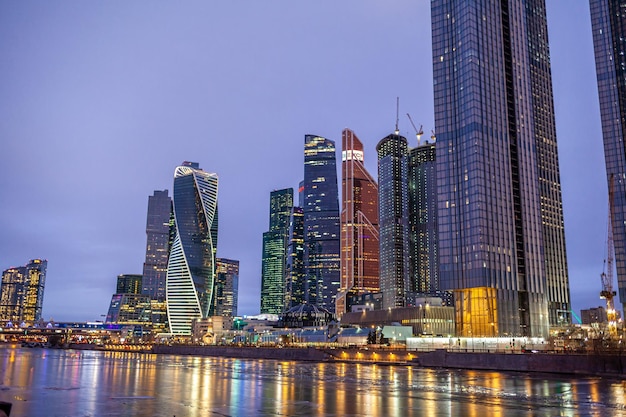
[590,0,626,314]
[285,206,305,309]
[166,161,218,335]
[432,0,570,337]
[142,190,172,301]
[303,134,341,311]
[116,274,142,295]
[214,258,239,317]
[408,141,439,298]
[377,133,410,310]
[261,188,294,315]
[338,128,379,316]
[0,259,47,325]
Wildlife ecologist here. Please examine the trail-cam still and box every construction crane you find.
[601,174,618,338]
[406,113,423,145]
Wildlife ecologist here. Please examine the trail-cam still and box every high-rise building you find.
[214,258,239,317]
[105,293,152,327]
[590,0,626,314]
[377,133,410,310]
[408,141,439,298]
[166,161,219,335]
[337,128,379,316]
[142,190,172,300]
[285,206,305,309]
[432,0,570,337]
[116,274,142,295]
[0,259,47,325]
[261,188,293,314]
[303,134,341,311]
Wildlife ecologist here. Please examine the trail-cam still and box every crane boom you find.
[406,113,423,145]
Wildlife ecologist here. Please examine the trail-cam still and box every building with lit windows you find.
[142,190,172,300]
[214,258,239,317]
[116,274,142,295]
[432,0,570,337]
[408,140,440,300]
[261,188,293,315]
[590,0,626,315]
[377,132,410,310]
[303,135,341,311]
[337,128,379,316]
[285,206,305,309]
[166,161,219,335]
[0,259,47,325]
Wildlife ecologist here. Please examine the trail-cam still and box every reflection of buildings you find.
[432,0,570,337]
[303,135,341,311]
[261,188,293,314]
[142,190,172,300]
[337,129,379,316]
[0,259,47,325]
[166,161,219,335]
[377,132,410,310]
[214,258,239,317]
[590,0,626,315]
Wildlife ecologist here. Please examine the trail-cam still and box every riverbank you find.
[63,343,626,378]
[416,349,626,378]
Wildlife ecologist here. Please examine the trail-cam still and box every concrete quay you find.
[415,349,626,378]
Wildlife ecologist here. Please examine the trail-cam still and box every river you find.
[0,345,624,416]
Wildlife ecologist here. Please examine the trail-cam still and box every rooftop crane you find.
[406,113,423,146]
[601,174,618,338]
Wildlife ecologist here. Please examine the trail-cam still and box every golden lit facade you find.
[337,129,379,316]
[0,259,47,325]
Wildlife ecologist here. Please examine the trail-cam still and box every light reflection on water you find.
[0,345,624,417]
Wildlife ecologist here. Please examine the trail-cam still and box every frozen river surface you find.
[0,345,625,416]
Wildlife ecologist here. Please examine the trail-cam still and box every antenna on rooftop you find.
[395,97,400,135]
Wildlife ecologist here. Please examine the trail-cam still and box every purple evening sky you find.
[0,1,609,322]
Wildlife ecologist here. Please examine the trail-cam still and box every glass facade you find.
[166,162,219,335]
[0,259,47,325]
[590,0,626,314]
[261,188,293,315]
[432,0,570,337]
[376,133,410,310]
[303,135,341,311]
[338,128,379,316]
[214,258,239,317]
[116,274,143,295]
[142,190,172,301]
[286,206,305,308]
[408,143,439,297]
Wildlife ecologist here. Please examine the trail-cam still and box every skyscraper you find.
[408,141,439,298]
[590,0,626,314]
[432,0,570,337]
[337,128,379,315]
[0,259,47,325]
[261,188,293,314]
[377,133,410,310]
[303,135,341,311]
[116,274,143,295]
[142,190,172,300]
[166,161,218,335]
[285,206,305,309]
[214,258,239,317]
